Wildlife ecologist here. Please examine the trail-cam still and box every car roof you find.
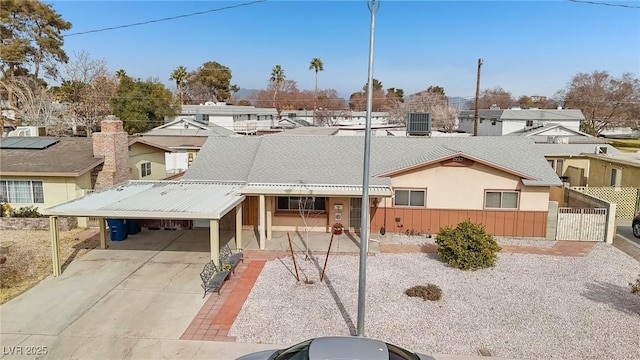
[309,336,390,360]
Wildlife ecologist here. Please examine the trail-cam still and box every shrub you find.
[405,284,442,301]
[8,206,42,218]
[631,274,640,296]
[435,219,501,270]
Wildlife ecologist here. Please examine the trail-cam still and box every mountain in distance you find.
[235,88,259,100]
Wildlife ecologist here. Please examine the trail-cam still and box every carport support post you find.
[266,196,272,241]
[259,194,266,249]
[235,202,243,250]
[99,217,108,249]
[49,216,61,277]
[210,219,220,266]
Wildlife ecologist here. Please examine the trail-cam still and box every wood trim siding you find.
[370,208,547,237]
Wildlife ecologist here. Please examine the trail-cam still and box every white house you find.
[457,108,585,136]
[166,102,278,133]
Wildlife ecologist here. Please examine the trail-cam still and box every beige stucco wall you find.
[128,143,167,180]
[1,174,92,210]
[587,158,640,187]
[389,162,550,211]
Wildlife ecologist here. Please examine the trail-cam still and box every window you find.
[547,158,564,177]
[526,120,534,127]
[276,196,326,212]
[274,339,312,360]
[610,168,621,186]
[0,180,44,204]
[485,191,519,209]
[387,342,420,360]
[394,189,425,207]
[141,162,152,177]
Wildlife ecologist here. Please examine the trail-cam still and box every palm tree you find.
[170,65,188,105]
[270,65,285,119]
[309,58,324,117]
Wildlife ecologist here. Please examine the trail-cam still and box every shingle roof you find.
[184,136,562,187]
[0,137,103,176]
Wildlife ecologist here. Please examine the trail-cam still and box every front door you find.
[349,198,362,232]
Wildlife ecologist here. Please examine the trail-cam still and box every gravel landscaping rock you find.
[378,233,556,248]
[229,243,640,359]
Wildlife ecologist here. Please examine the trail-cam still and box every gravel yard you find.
[229,243,640,359]
[0,228,99,304]
[379,233,557,248]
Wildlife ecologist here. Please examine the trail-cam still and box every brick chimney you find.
[92,116,131,189]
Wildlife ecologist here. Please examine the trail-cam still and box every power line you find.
[566,0,640,9]
[64,0,267,37]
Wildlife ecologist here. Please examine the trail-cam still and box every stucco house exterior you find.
[128,137,174,180]
[167,103,277,133]
[458,108,585,136]
[0,137,104,214]
[140,118,235,175]
[182,136,562,244]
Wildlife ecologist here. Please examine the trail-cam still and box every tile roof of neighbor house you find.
[128,137,176,152]
[43,180,245,219]
[183,136,563,187]
[147,118,236,136]
[0,137,103,176]
[507,124,591,137]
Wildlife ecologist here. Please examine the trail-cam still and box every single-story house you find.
[181,135,562,243]
[0,137,104,214]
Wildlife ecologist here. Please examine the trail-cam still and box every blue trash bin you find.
[127,219,141,235]
[106,219,128,241]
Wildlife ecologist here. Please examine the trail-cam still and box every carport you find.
[42,180,245,276]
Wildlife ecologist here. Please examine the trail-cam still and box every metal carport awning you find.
[42,180,246,276]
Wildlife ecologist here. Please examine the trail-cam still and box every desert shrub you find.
[405,284,442,301]
[435,219,501,270]
[8,206,42,218]
[631,274,640,296]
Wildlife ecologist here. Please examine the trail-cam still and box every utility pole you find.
[473,58,483,136]
[357,0,379,338]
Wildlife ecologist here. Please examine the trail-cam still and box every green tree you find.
[308,57,324,111]
[270,65,286,116]
[0,0,71,82]
[110,75,177,134]
[169,65,188,105]
[185,61,238,103]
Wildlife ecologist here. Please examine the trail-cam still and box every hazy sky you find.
[51,0,640,99]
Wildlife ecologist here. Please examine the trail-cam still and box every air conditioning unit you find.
[7,126,46,137]
[406,112,431,136]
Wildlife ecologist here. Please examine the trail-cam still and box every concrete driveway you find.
[0,229,279,359]
[1,228,492,360]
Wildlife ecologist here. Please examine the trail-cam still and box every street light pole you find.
[357,0,379,338]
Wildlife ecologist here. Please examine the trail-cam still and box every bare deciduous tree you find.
[558,71,640,134]
[468,86,515,110]
[57,51,117,136]
[387,88,458,131]
[0,76,61,132]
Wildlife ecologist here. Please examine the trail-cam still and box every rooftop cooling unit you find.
[406,112,431,136]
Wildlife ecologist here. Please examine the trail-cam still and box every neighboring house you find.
[0,137,104,214]
[128,137,175,180]
[167,103,277,133]
[458,108,585,136]
[280,110,390,126]
[139,118,236,175]
[580,151,640,187]
[507,124,595,143]
[182,136,561,243]
[535,143,620,186]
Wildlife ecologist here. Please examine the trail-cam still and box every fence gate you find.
[556,208,607,242]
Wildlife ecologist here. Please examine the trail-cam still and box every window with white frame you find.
[393,189,426,207]
[610,168,621,186]
[141,162,152,177]
[276,196,326,212]
[0,180,45,204]
[485,191,519,209]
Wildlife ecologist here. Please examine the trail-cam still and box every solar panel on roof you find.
[0,137,59,149]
